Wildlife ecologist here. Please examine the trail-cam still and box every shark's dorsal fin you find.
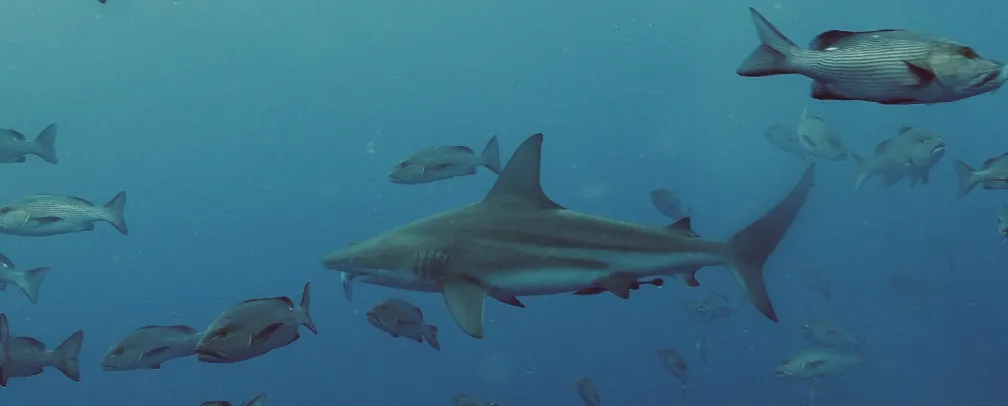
[482,133,563,209]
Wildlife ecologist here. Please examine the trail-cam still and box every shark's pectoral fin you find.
[490,292,526,308]
[442,279,487,339]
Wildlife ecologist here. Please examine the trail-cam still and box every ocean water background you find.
[1,0,1005,405]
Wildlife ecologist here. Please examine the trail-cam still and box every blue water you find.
[2,0,1006,405]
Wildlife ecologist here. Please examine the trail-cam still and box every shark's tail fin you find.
[726,164,815,322]
[53,330,83,382]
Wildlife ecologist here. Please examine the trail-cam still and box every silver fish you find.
[737,8,1008,105]
[0,124,57,164]
[102,325,203,371]
[0,192,128,236]
[851,127,945,190]
[774,348,864,380]
[366,298,441,351]
[195,282,317,364]
[656,348,688,400]
[321,133,816,339]
[696,333,712,365]
[389,135,502,184]
[200,393,267,406]
[0,316,83,387]
[576,376,602,406]
[682,291,738,323]
[954,152,1008,198]
[799,318,864,353]
[764,124,812,160]
[0,253,50,304]
[649,188,692,221]
[796,108,846,160]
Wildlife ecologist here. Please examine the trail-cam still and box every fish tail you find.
[481,135,503,175]
[103,191,129,235]
[0,313,9,388]
[425,324,441,351]
[725,164,815,322]
[851,153,870,190]
[298,280,319,335]
[953,160,981,198]
[736,8,800,77]
[53,330,83,382]
[7,267,51,305]
[32,124,58,164]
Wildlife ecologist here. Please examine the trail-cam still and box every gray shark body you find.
[321,133,815,338]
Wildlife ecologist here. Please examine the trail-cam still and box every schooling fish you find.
[0,192,128,236]
[389,135,502,184]
[953,152,1008,198]
[0,124,57,164]
[0,253,51,304]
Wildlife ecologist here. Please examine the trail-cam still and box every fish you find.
[0,192,128,236]
[764,124,812,160]
[366,298,441,351]
[799,318,864,353]
[200,393,267,406]
[656,348,689,400]
[572,276,663,296]
[851,127,946,190]
[696,333,712,365]
[953,152,1008,198]
[774,348,864,380]
[576,376,602,406]
[796,108,847,160]
[101,325,203,371]
[195,281,317,364]
[998,204,1008,242]
[0,253,51,304]
[799,267,832,300]
[0,124,57,164]
[681,291,737,323]
[737,8,1008,105]
[321,133,816,339]
[806,387,819,406]
[450,393,498,406]
[388,135,502,184]
[649,188,692,221]
[0,317,83,387]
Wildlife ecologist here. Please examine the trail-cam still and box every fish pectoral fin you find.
[441,279,487,339]
[810,82,856,101]
[78,223,96,231]
[33,216,63,223]
[903,60,937,85]
[595,276,634,299]
[253,322,284,343]
[142,346,172,357]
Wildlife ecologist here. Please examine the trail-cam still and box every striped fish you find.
[737,8,1007,105]
[0,192,127,236]
[0,321,83,387]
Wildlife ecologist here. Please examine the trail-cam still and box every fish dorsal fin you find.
[239,296,294,308]
[982,152,1008,168]
[0,252,14,268]
[482,133,563,209]
[0,129,25,140]
[446,145,474,154]
[138,325,197,334]
[66,196,95,206]
[14,337,46,350]
[874,139,892,154]
[810,29,902,50]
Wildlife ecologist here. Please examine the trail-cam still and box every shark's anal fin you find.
[441,279,487,339]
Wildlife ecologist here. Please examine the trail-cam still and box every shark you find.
[321,133,816,339]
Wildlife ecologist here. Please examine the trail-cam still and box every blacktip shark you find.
[321,133,815,338]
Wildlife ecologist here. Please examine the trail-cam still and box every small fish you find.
[649,188,692,221]
[102,325,203,371]
[366,298,441,351]
[572,276,663,297]
[737,8,1008,104]
[450,393,498,406]
[851,127,945,190]
[0,317,83,387]
[953,152,1008,198]
[764,124,812,160]
[195,282,317,364]
[576,376,601,406]
[799,267,832,300]
[796,108,847,160]
[388,135,502,184]
[799,318,864,353]
[774,348,864,380]
[656,348,689,400]
[0,192,128,236]
[0,253,51,304]
[696,334,712,365]
[681,292,737,323]
[0,124,57,164]
[998,204,1008,242]
[200,393,267,406]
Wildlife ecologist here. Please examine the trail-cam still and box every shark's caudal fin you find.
[480,135,503,175]
[33,124,58,164]
[726,164,816,322]
[7,267,51,305]
[442,133,560,339]
[104,191,129,235]
[53,330,84,382]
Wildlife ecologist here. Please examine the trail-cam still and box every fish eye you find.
[959,46,979,59]
[396,161,410,169]
[215,327,229,338]
[112,347,125,356]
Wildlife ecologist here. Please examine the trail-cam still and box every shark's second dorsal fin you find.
[483,133,563,209]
